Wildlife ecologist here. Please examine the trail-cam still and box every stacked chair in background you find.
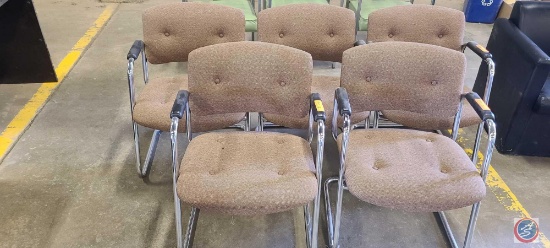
[126,2,247,178]
[365,5,495,163]
[258,3,370,129]
[343,0,411,32]
[183,0,261,38]
[125,2,497,247]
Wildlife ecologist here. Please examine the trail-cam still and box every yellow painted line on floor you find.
[456,129,550,247]
[0,4,118,163]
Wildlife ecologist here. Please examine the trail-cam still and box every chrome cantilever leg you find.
[128,57,161,177]
[310,119,325,248]
[440,119,496,248]
[324,177,338,245]
[332,115,351,248]
[183,207,200,248]
[472,58,495,164]
[170,117,184,248]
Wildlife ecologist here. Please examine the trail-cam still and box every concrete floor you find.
[0,0,549,247]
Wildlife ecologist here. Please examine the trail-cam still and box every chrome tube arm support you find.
[311,118,325,248]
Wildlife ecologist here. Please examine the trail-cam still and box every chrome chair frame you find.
[170,92,326,248]
[127,41,159,178]
[325,89,497,248]
[127,39,249,178]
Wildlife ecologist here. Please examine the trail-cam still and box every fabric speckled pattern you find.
[258,3,356,62]
[178,132,317,215]
[188,41,312,118]
[142,2,246,64]
[381,87,482,130]
[338,129,486,212]
[132,77,245,133]
[367,5,465,51]
[264,75,370,129]
[341,42,466,119]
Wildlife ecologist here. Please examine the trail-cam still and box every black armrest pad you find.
[464,92,495,121]
[171,90,189,119]
[535,79,550,115]
[127,40,143,60]
[465,41,492,60]
[335,87,351,116]
[354,40,367,46]
[311,93,326,122]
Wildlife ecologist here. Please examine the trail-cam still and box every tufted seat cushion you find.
[258,3,356,62]
[381,87,482,130]
[366,5,465,51]
[264,75,370,129]
[133,77,245,133]
[348,0,411,31]
[177,132,317,215]
[338,129,486,212]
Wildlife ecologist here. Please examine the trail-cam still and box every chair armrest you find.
[311,93,326,122]
[127,40,143,60]
[335,87,351,116]
[463,41,492,60]
[171,90,189,119]
[464,92,495,121]
[354,40,367,46]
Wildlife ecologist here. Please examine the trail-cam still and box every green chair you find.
[267,0,330,8]
[185,0,260,33]
[345,0,411,31]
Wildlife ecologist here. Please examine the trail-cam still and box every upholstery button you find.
[278,140,284,144]
[209,171,216,175]
[219,33,224,38]
[426,138,432,142]
[214,78,220,84]
[330,32,334,37]
[431,80,438,85]
[279,81,286,86]
[164,32,170,36]
[278,171,285,175]
[373,166,379,170]
[441,169,448,173]
[438,34,443,38]
[366,76,372,82]
[279,33,284,38]
[388,33,393,38]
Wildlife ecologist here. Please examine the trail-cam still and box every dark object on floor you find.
[0,0,57,84]
[473,1,550,156]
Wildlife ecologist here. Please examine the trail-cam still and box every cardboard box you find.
[497,0,516,19]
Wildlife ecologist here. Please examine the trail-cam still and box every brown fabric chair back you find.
[258,3,356,62]
[142,2,246,64]
[188,41,313,118]
[367,5,465,51]
[341,42,466,118]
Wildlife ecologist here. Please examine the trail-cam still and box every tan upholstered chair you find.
[365,5,495,134]
[258,3,370,129]
[168,42,327,248]
[126,2,246,177]
[324,42,496,247]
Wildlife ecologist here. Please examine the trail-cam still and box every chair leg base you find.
[133,123,162,178]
